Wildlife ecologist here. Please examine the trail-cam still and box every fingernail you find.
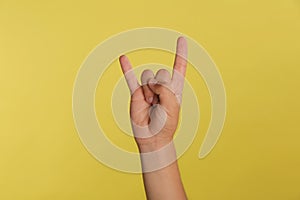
[148,78,157,85]
[147,97,153,104]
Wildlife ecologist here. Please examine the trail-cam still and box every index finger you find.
[119,55,140,94]
[172,36,188,77]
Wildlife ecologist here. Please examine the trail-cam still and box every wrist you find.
[138,140,177,172]
[136,137,173,153]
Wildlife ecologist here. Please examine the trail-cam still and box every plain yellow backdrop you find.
[1,0,300,199]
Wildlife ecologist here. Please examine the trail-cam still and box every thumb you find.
[148,78,175,107]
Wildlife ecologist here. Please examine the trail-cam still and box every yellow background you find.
[1,0,300,199]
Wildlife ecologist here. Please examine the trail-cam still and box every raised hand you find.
[119,37,188,153]
[119,36,188,200]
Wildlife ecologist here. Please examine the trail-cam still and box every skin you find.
[119,37,188,200]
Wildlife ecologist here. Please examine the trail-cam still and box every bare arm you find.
[139,142,187,200]
[119,37,188,200]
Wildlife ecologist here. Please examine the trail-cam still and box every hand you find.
[119,37,188,199]
[119,37,188,153]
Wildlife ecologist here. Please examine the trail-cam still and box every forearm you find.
[139,141,187,200]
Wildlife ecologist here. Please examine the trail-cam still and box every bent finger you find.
[148,79,175,108]
[155,69,171,84]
